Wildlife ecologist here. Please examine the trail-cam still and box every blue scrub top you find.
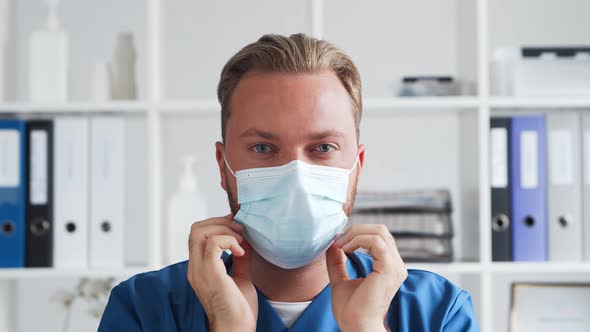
[99,252,479,331]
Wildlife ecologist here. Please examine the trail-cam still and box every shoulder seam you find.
[442,290,471,328]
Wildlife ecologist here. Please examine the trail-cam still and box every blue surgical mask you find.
[224,155,358,269]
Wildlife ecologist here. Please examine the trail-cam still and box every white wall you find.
[488,0,590,52]
[162,0,312,100]
[162,0,476,100]
[323,0,473,97]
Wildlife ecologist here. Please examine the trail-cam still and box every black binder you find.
[25,120,54,267]
[491,118,512,262]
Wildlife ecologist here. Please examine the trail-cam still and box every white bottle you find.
[29,0,68,102]
[166,155,208,264]
[490,47,519,97]
[91,60,111,102]
[111,32,137,100]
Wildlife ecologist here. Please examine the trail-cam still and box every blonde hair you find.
[217,33,362,141]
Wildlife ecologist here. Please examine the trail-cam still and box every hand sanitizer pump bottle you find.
[166,155,208,264]
[29,0,69,102]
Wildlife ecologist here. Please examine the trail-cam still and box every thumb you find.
[326,244,349,285]
[232,240,252,280]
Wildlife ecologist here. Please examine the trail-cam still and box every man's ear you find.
[215,141,228,191]
[357,143,366,174]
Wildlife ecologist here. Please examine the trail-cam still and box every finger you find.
[340,235,394,275]
[334,224,393,247]
[334,224,406,272]
[191,224,244,242]
[228,221,245,233]
[387,234,405,266]
[192,215,243,232]
[326,244,349,285]
[196,235,244,293]
[203,235,245,261]
[334,224,395,252]
[232,241,253,280]
[189,225,244,254]
[223,214,245,233]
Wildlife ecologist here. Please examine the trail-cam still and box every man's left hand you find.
[326,224,408,332]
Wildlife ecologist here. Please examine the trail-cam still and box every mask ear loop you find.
[223,152,237,177]
[346,156,360,175]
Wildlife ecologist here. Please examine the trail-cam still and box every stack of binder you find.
[0,116,126,269]
[490,112,590,262]
[351,189,454,262]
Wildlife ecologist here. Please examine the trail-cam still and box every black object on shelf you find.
[399,76,460,97]
[351,189,454,263]
[521,46,590,58]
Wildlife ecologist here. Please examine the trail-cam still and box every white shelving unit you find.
[1,0,590,331]
[489,97,590,109]
[0,267,148,279]
[0,101,150,113]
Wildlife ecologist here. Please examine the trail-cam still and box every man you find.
[99,33,479,332]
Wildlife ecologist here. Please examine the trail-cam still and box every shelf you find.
[489,262,590,274]
[2,262,589,280]
[0,101,150,113]
[3,97,588,114]
[406,262,483,274]
[12,97,589,115]
[363,97,479,109]
[489,97,590,109]
[407,262,590,275]
[0,267,150,279]
[2,97,589,114]
[158,100,220,113]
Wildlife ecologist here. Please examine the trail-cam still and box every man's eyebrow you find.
[307,130,345,140]
[239,128,277,140]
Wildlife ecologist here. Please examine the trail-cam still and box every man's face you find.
[215,70,365,218]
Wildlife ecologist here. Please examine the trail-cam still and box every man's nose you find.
[281,148,311,165]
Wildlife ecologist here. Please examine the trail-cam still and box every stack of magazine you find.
[351,189,454,262]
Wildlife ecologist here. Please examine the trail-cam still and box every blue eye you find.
[252,144,272,153]
[316,144,335,153]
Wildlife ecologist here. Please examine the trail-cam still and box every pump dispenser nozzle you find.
[179,155,197,193]
[45,0,61,31]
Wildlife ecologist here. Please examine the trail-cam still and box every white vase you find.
[111,32,137,100]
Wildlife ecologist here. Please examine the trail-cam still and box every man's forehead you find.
[231,70,351,107]
[226,71,356,139]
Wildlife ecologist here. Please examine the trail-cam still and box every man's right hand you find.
[187,215,257,332]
